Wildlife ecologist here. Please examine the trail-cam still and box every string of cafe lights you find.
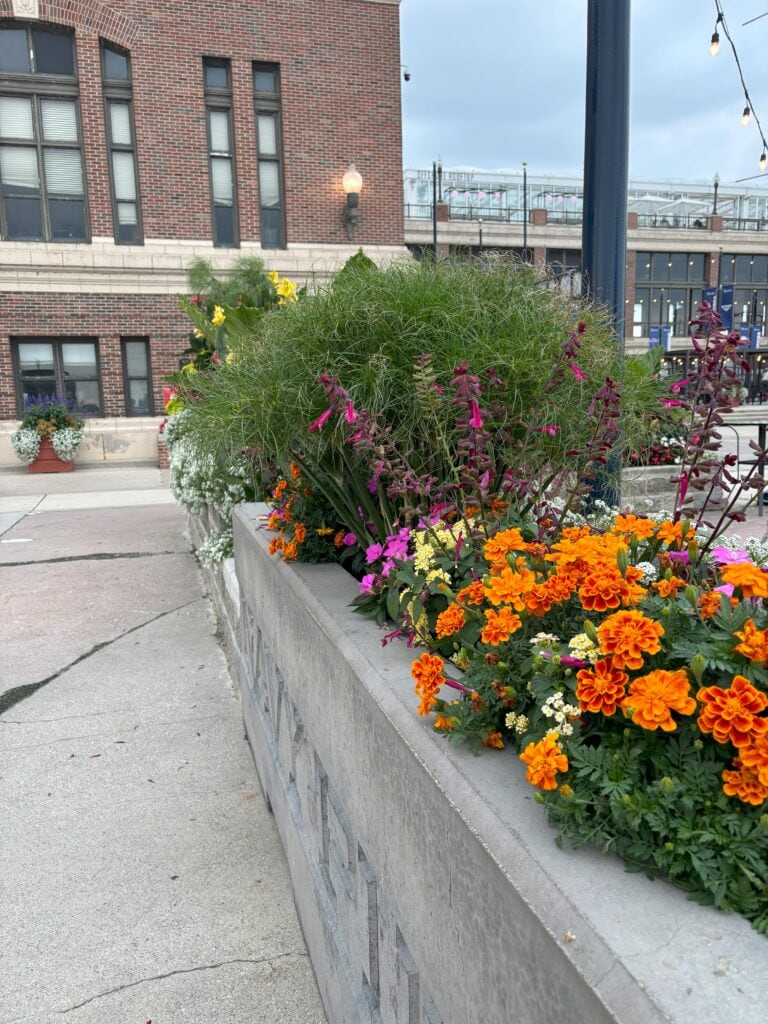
[709,0,768,169]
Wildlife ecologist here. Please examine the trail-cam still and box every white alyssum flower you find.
[196,528,233,566]
[568,633,600,664]
[635,560,658,585]
[51,426,83,461]
[540,691,581,737]
[10,427,40,464]
[529,632,560,649]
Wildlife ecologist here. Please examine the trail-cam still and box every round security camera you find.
[403,67,411,82]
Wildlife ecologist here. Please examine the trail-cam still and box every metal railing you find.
[404,206,768,232]
[635,214,708,229]
[721,217,768,231]
[404,204,526,223]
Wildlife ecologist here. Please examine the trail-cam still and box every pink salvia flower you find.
[536,425,560,437]
[344,401,358,424]
[669,378,690,393]
[309,408,333,432]
[468,402,484,429]
[660,398,686,409]
[569,362,588,382]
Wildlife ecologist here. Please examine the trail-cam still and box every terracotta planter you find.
[28,437,74,474]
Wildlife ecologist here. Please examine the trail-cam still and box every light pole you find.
[713,171,720,215]
[522,161,528,260]
[478,217,484,255]
[432,159,441,257]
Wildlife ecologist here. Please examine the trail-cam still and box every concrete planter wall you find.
[621,464,678,507]
[212,504,766,1024]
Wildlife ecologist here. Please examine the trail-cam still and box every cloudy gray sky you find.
[399,0,768,185]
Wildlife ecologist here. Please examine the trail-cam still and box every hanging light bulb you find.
[709,30,720,56]
[761,151,768,171]
[741,105,752,126]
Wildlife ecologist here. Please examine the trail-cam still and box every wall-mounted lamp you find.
[342,163,363,240]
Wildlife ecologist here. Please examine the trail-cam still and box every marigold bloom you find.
[740,733,768,786]
[334,531,345,548]
[282,541,298,561]
[623,669,696,731]
[597,610,664,670]
[484,565,536,609]
[483,528,526,568]
[655,520,694,548]
[267,512,281,531]
[720,561,768,599]
[612,513,657,539]
[734,619,768,662]
[484,731,505,749]
[272,479,288,500]
[698,591,723,620]
[575,659,629,716]
[435,603,466,638]
[519,733,569,790]
[434,714,458,731]
[652,575,687,598]
[456,579,486,606]
[722,758,768,806]
[578,566,646,612]
[480,606,522,646]
[289,461,301,479]
[267,537,284,556]
[696,675,768,747]
[411,653,446,716]
[293,523,307,544]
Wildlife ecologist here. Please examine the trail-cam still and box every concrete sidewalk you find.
[0,468,326,1023]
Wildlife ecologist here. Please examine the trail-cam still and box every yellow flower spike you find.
[211,305,226,326]
[267,270,279,285]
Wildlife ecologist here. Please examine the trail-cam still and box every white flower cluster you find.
[546,496,621,532]
[505,711,529,735]
[568,633,600,664]
[635,560,658,584]
[51,426,83,461]
[529,631,560,649]
[196,528,234,567]
[167,431,248,518]
[541,691,581,737]
[10,427,40,464]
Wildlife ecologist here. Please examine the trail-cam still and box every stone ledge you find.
[0,417,164,467]
[224,503,767,1024]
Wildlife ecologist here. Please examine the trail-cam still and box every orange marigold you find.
[696,675,768,747]
[720,562,768,599]
[282,540,298,561]
[655,519,694,548]
[652,575,687,598]
[578,566,646,612]
[722,758,768,806]
[484,731,505,749]
[484,565,536,610]
[480,606,522,646]
[334,531,345,548]
[519,732,569,790]
[293,522,307,544]
[272,479,288,500]
[268,536,284,556]
[434,714,458,732]
[483,528,526,568]
[733,619,768,662]
[456,580,486,606]
[740,733,768,786]
[289,461,301,479]
[597,610,664,670]
[611,513,657,539]
[698,591,723,620]
[267,512,281,531]
[575,658,629,716]
[411,653,446,716]
[623,669,696,731]
[435,603,466,638]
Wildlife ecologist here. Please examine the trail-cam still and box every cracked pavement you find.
[0,491,326,1023]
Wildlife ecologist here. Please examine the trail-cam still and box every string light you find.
[712,2,768,173]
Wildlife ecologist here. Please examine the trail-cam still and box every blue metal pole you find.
[582,0,631,503]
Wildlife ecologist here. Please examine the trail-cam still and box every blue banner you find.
[661,325,672,352]
[704,286,717,310]
[720,284,734,330]
[649,325,660,348]
[750,325,761,349]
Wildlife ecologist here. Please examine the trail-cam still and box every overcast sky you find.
[399,0,768,186]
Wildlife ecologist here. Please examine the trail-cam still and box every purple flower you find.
[384,537,409,559]
[343,532,357,546]
[668,551,690,565]
[715,583,735,597]
[711,546,750,565]
[366,543,384,563]
[359,573,377,594]
[309,408,332,432]
[381,558,395,577]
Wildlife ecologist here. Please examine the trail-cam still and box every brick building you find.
[0,0,404,445]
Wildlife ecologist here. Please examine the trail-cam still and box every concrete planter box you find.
[621,464,678,507]
[220,503,766,1024]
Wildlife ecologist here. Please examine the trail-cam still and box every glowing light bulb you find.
[742,106,752,126]
[761,151,768,171]
[709,32,720,56]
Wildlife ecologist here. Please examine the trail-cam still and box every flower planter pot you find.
[28,437,74,474]
[198,504,768,1024]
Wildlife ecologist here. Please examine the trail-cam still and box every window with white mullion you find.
[253,64,285,250]
[101,43,141,244]
[204,58,237,248]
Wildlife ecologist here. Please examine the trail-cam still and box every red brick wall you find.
[0,293,189,419]
[0,0,405,247]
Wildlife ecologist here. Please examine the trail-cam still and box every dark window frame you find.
[121,336,153,416]
[203,57,238,248]
[633,250,708,337]
[11,336,103,416]
[253,61,286,250]
[101,40,142,245]
[0,21,89,242]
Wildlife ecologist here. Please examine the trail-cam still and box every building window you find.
[121,337,153,415]
[204,58,237,247]
[0,24,87,241]
[719,253,768,331]
[253,63,285,249]
[12,338,101,414]
[102,42,141,244]
[633,252,706,338]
